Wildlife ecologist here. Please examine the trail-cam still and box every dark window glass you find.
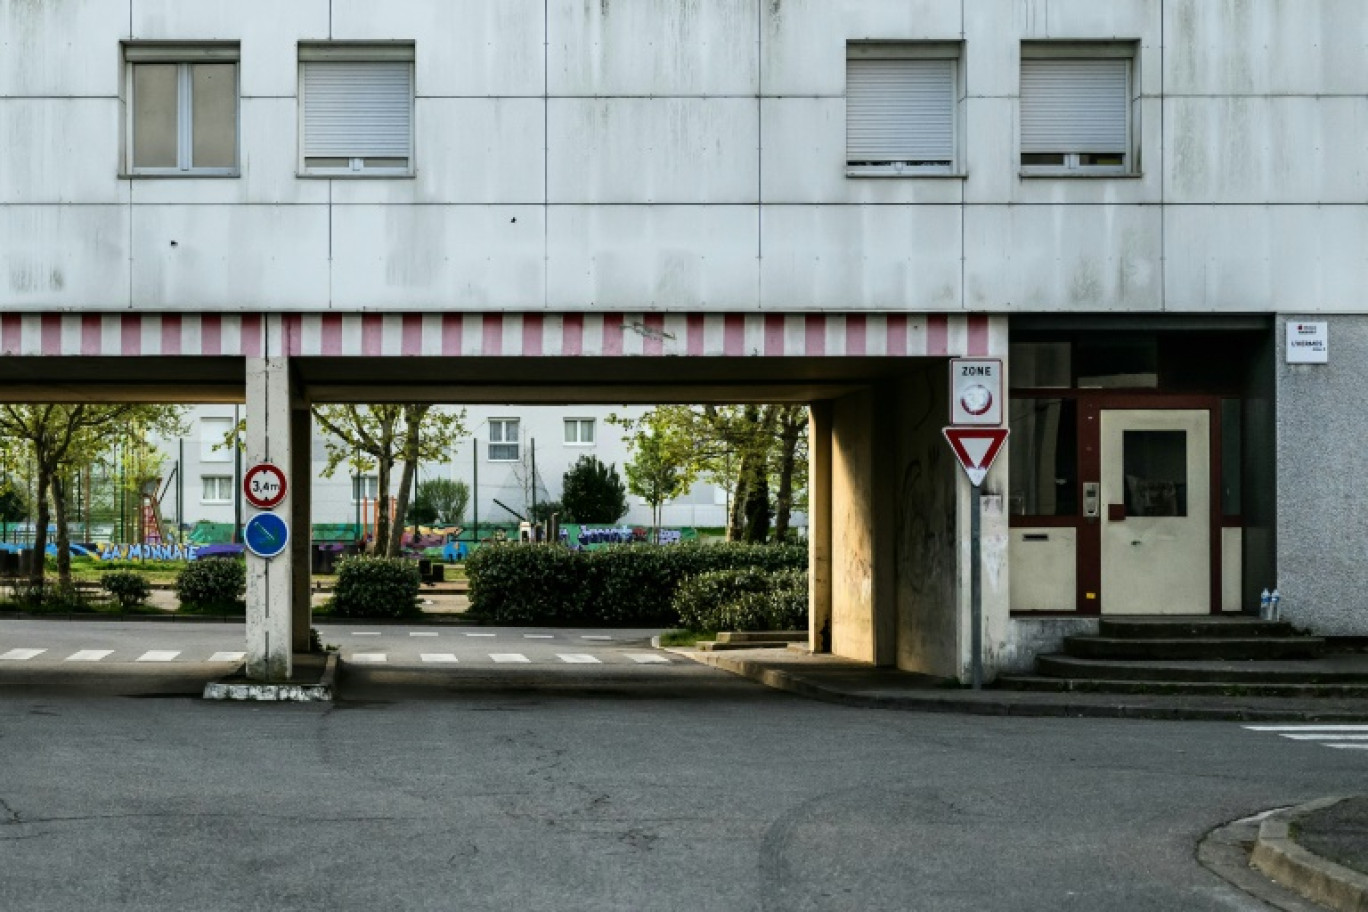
[1076,336,1157,388]
[1123,430,1187,517]
[1221,399,1242,517]
[1009,398,1078,516]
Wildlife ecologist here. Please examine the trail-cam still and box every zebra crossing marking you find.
[409,632,438,637]
[490,653,529,663]
[626,653,670,664]
[1243,724,1368,751]
[351,653,387,664]
[557,654,601,664]
[66,650,114,662]
[420,654,459,663]
[136,651,180,662]
[209,652,246,662]
[1,648,46,661]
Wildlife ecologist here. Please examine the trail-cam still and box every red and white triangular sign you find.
[943,427,1009,487]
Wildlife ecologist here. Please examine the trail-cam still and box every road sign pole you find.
[970,480,983,690]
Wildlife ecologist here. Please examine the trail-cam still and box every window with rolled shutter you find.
[846,56,956,172]
[299,44,414,175]
[1020,56,1132,171]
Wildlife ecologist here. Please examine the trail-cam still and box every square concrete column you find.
[244,355,295,681]
[808,401,833,653]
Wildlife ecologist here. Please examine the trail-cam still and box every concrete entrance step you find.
[1098,617,1300,639]
[1035,654,1368,684]
[996,674,1368,699]
[715,631,806,644]
[1064,635,1325,662]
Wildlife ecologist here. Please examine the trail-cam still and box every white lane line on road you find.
[352,632,381,636]
[1279,734,1368,741]
[421,654,460,663]
[137,651,180,662]
[1,648,46,661]
[465,633,497,637]
[557,654,601,664]
[1326,744,1368,750]
[209,652,246,663]
[580,635,612,641]
[1244,725,1368,732]
[66,650,114,662]
[409,632,439,637]
[351,653,387,664]
[524,634,554,639]
[490,653,529,663]
[626,653,670,663]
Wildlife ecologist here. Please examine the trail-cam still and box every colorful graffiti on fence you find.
[96,542,199,561]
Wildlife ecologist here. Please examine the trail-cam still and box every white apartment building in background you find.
[165,405,741,533]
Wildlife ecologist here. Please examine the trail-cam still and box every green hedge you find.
[673,569,807,632]
[466,542,806,626]
[331,556,422,619]
[176,559,245,610]
[101,571,151,610]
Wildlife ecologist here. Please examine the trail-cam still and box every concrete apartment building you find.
[1,0,1365,680]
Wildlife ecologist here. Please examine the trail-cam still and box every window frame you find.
[351,475,379,503]
[123,43,241,178]
[845,41,964,179]
[563,418,595,446]
[1018,41,1140,178]
[297,41,416,178]
[201,475,234,504]
[488,419,520,462]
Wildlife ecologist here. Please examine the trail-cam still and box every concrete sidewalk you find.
[678,646,1368,722]
[1250,797,1368,912]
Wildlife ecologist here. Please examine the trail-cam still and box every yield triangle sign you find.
[943,427,1009,487]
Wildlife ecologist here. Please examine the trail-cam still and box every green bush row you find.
[330,555,422,618]
[175,558,246,611]
[465,542,807,626]
[673,568,807,632]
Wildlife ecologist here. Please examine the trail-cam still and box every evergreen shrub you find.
[331,556,422,619]
[101,570,151,610]
[673,568,808,632]
[176,558,246,610]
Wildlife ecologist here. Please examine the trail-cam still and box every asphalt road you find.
[1,620,1364,911]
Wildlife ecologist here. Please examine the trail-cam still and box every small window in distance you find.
[125,44,239,175]
[299,42,415,176]
[1020,45,1136,175]
[352,475,378,502]
[488,419,520,461]
[846,42,959,176]
[200,417,234,462]
[564,419,595,445]
[201,475,233,503]
[1008,398,1078,517]
[1010,342,1072,389]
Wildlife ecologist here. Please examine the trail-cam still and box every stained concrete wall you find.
[1275,315,1368,636]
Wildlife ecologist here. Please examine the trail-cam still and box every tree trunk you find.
[741,462,771,543]
[772,408,803,543]
[52,474,72,586]
[727,468,748,541]
[374,455,392,557]
[29,463,50,588]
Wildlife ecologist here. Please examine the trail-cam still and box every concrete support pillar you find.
[290,403,312,653]
[830,387,896,666]
[807,401,832,653]
[244,354,295,681]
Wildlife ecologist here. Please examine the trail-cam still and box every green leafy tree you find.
[313,405,467,556]
[410,478,470,526]
[560,455,628,524]
[625,430,688,543]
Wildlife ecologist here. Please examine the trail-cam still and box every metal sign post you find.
[943,427,1009,690]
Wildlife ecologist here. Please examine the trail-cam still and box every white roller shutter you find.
[302,61,412,158]
[846,58,954,164]
[1020,58,1129,154]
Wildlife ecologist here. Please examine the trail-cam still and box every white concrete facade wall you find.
[4,0,1366,317]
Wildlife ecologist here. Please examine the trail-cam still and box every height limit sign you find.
[243,462,288,510]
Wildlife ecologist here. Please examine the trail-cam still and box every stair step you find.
[1037,654,1368,684]
[998,675,1368,698]
[1064,635,1323,662]
[715,631,806,644]
[1098,618,1297,639]
[697,640,797,651]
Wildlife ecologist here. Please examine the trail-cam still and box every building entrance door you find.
[1097,409,1211,614]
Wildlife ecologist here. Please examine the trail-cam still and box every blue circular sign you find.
[244,512,289,560]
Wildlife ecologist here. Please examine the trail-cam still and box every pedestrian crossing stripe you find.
[1,648,46,660]
[420,654,460,663]
[209,652,246,663]
[1243,724,1368,751]
[350,653,386,663]
[557,654,601,664]
[66,650,114,662]
[0,646,673,666]
[627,653,670,663]
[137,651,180,662]
[490,653,530,663]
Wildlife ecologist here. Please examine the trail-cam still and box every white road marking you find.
[209,652,246,662]
[558,654,601,664]
[490,653,529,663]
[66,650,114,662]
[136,651,180,662]
[1244,725,1368,732]
[465,632,497,637]
[1279,734,1368,741]
[626,653,670,663]
[409,631,439,637]
[351,653,387,664]
[0,648,46,661]
[581,635,612,641]
[1326,744,1368,750]
[524,634,554,639]
[421,654,460,663]
[352,631,381,636]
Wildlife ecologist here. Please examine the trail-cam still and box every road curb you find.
[201,652,336,703]
[1251,798,1368,912]
[684,651,1368,722]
